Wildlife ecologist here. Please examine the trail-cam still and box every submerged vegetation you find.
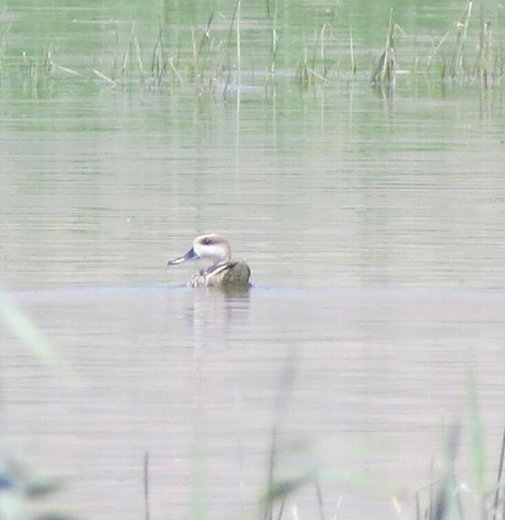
[0,1,503,98]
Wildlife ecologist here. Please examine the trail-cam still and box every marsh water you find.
[2,1,505,519]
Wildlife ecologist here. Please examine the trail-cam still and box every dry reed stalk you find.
[197,12,214,63]
[132,33,145,83]
[451,0,473,79]
[491,426,505,520]
[224,0,242,99]
[151,26,166,85]
[372,9,397,84]
[92,68,116,86]
[270,0,279,74]
[425,30,451,74]
[475,15,492,87]
[144,451,150,520]
[349,25,356,74]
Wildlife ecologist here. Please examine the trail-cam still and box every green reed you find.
[296,24,331,89]
[0,291,74,519]
[1,3,504,96]
[415,380,505,520]
[372,9,399,84]
[423,0,504,87]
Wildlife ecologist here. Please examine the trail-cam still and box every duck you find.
[167,234,251,290]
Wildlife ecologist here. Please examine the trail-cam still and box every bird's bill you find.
[167,247,199,266]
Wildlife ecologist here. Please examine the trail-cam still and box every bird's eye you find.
[202,238,213,245]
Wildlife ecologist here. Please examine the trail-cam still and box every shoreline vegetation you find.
[2,292,505,519]
[0,1,503,98]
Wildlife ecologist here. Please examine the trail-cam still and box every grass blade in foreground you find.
[0,290,60,367]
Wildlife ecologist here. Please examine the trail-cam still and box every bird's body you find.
[187,260,251,289]
[167,234,251,290]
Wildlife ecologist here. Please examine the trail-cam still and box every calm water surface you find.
[2,2,505,519]
[5,285,505,518]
